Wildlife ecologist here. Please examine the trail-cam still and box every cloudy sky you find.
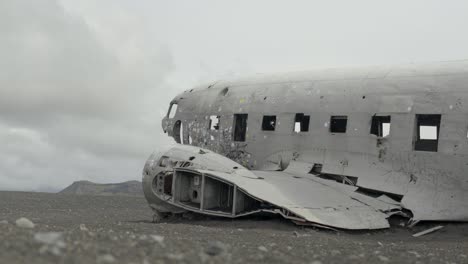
[1,0,467,192]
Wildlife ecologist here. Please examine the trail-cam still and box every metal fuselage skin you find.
[160,61,468,221]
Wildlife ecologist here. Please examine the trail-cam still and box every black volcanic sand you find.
[0,191,467,264]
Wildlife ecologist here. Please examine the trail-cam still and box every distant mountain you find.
[59,180,143,196]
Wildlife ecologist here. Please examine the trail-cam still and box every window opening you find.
[233,114,248,142]
[168,103,178,118]
[330,116,348,133]
[370,115,391,137]
[294,113,310,132]
[173,120,182,144]
[414,114,441,152]
[262,115,276,131]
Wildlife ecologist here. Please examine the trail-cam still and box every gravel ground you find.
[0,191,467,264]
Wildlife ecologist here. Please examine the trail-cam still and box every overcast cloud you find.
[1,0,468,192]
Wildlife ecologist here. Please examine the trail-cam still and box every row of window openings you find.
[171,103,437,142]
[211,114,390,135]
[174,101,441,152]
[229,114,441,152]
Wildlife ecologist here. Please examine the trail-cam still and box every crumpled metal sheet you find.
[143,145,400,230]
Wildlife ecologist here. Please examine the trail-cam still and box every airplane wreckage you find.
[143,60,468,230]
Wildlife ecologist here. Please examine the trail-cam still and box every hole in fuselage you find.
[173,120,184,144]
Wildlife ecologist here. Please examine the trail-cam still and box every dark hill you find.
[59,180,143,196]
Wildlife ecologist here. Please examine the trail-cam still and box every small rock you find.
[34,232,63,245]
[293,231,300,237]
[167,253,184,261]
[331,249,341,256]
[79,224,88,231]
[0,220,8,225]
[258,246,268,252]
[150,235,165,245]
[378,255,389,262]
[407,251,421,258]
[204,241,227,256]
[15,217,35,228]
[97,254,116,263]
[34,232,66,256]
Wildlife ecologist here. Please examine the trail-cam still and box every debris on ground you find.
[412,225,444,237]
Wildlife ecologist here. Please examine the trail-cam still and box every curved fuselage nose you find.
[142,148,186,214]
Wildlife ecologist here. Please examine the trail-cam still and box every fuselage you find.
[161,60,468,221]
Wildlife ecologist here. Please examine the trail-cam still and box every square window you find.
[294,113,310,132]
[370,115,391,137]
[414,114,441,152]
[330,116,347,133]
[262,115,276,131]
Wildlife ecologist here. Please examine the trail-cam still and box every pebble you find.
[150,235,165,245]
[34,232,64,245]
[378,255,389,262]
[79,224,88,231]
[408,251,421,258]
[204,241,227,256]
[34,232,66,256]
[258,246,268,252]
[97,254,116,263]
[331,250,341,256]
[15,217,35,228]
[167,253,184,260]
